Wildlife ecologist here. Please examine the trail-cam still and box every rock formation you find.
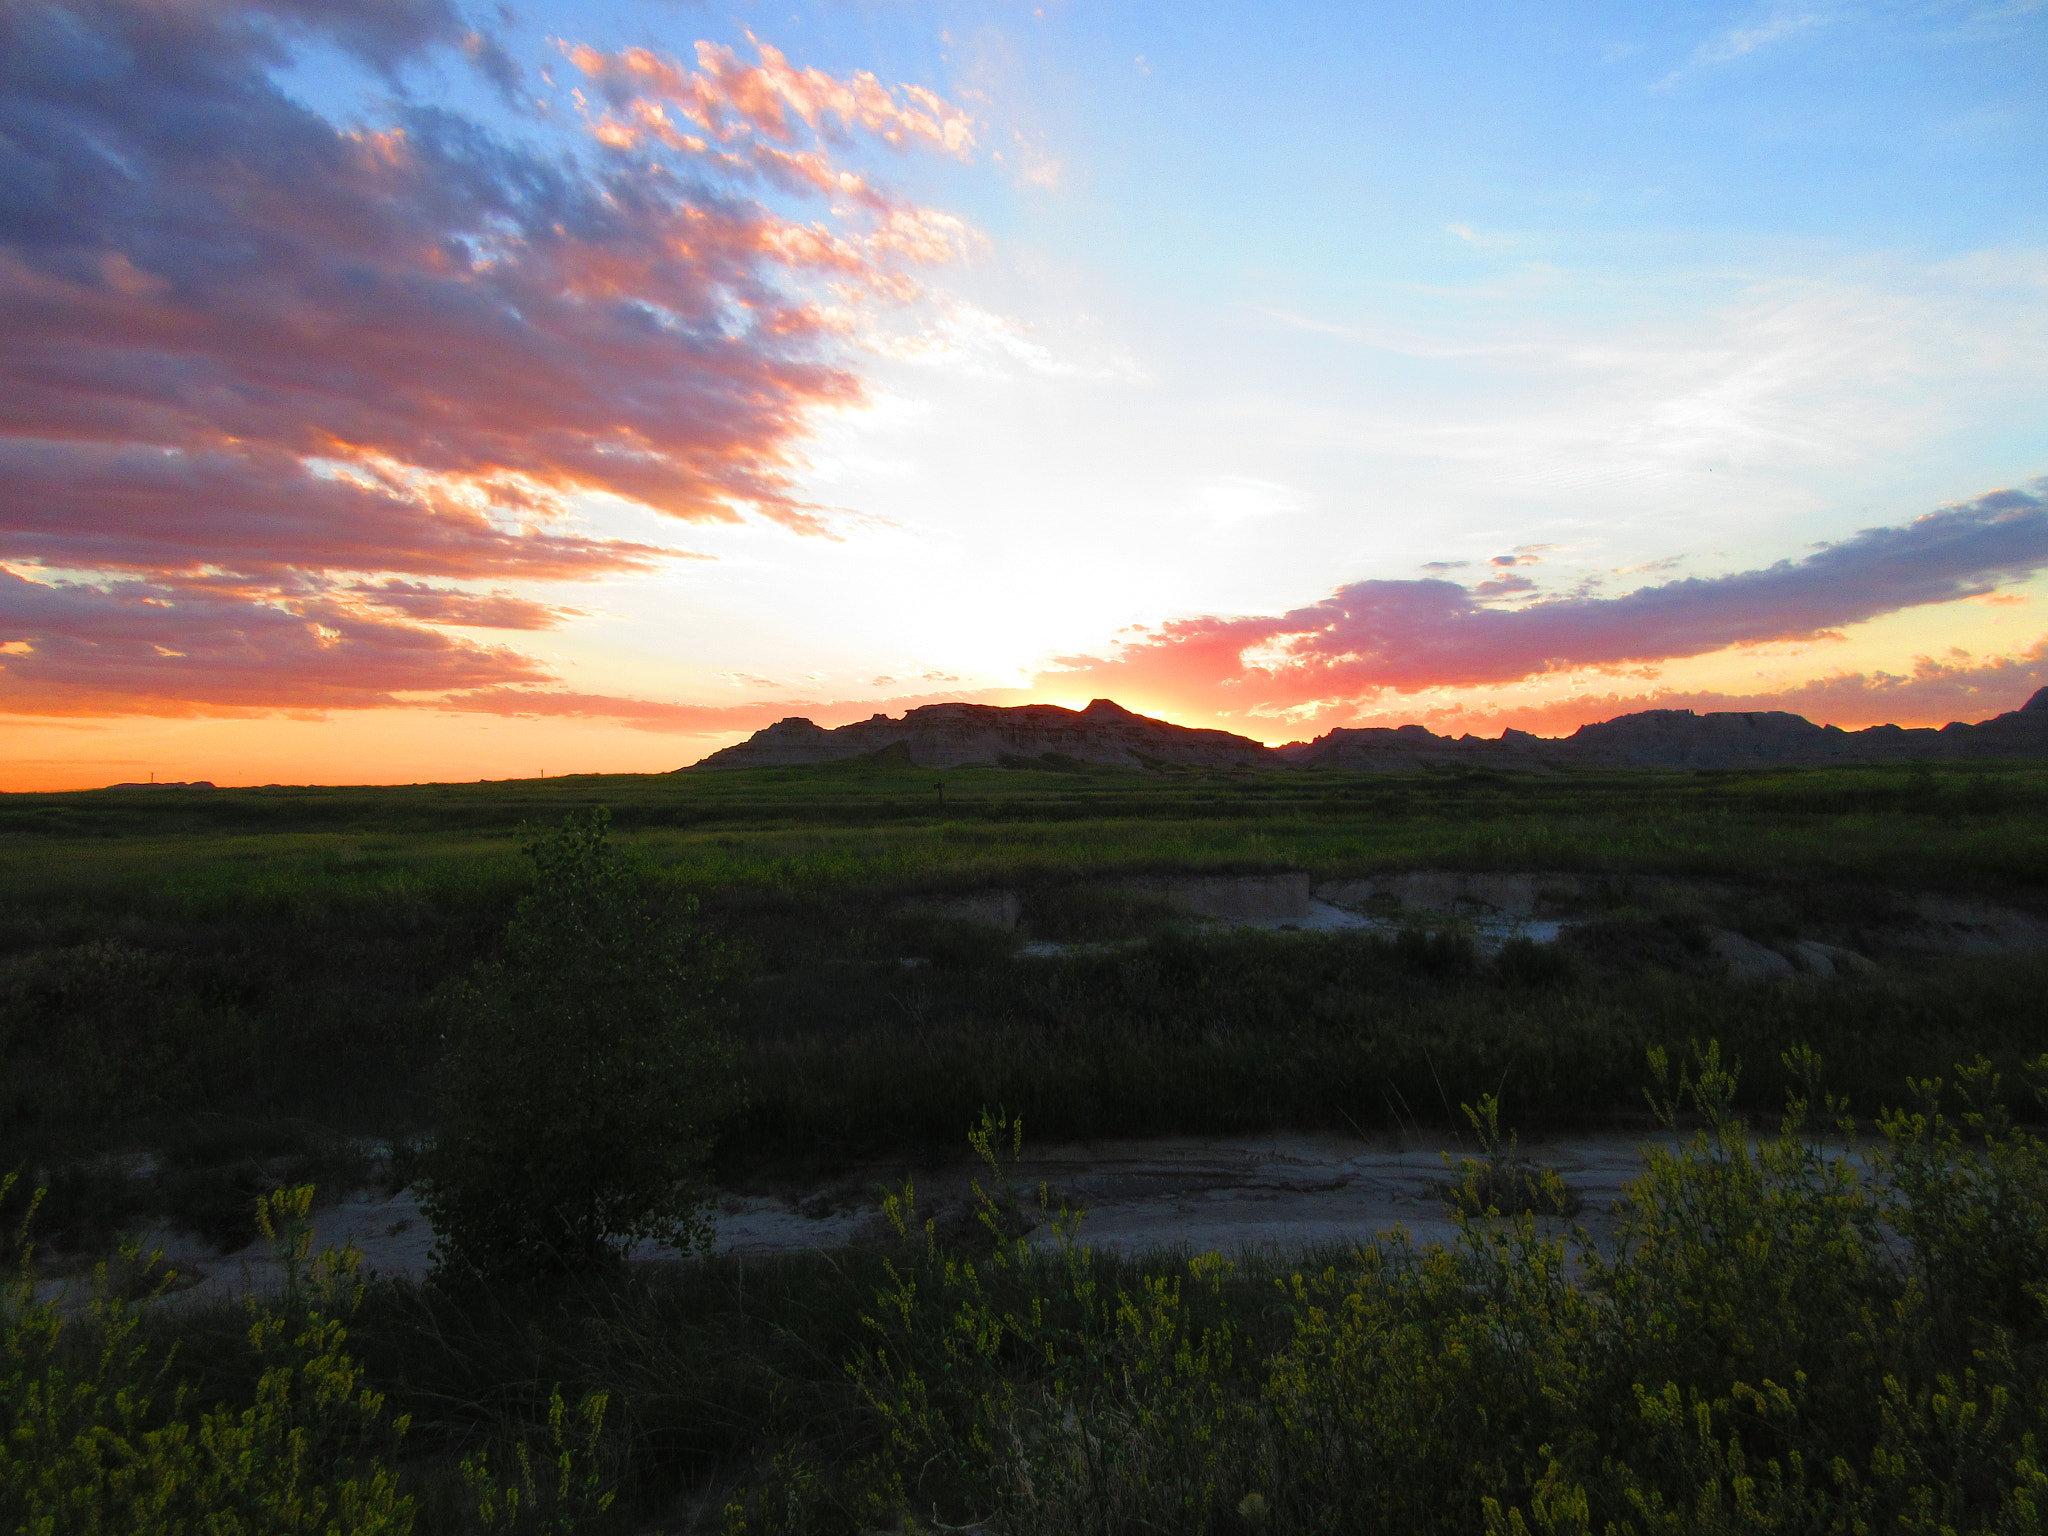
[1279,688,2048,772]
[688,689,2048,773]
[688,699,1273,771]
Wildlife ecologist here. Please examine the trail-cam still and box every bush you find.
[0,1181,417,1534]
[729,1049,2048,1535]
[0,1178,620,1534]
[417,809,741,1283]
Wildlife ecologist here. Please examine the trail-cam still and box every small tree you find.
[418,808,739,1282]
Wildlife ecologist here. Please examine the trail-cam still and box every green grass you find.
[726,946,2048,1160]
[8,757,2048,1530]
[4,757,2046,1177]
[6,756,2045,898]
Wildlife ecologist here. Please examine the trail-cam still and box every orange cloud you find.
[431,684,1027,735]
[0,569,550,717]
[569,38,976,160]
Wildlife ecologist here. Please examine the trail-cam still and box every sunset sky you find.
[4,0,2046,788]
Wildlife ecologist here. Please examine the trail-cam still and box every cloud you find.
[1041,480,2048,713]
[349,581,580,629]
[0,1,977,718]
[238,0,482,71]
[0,442,669,580]
[1253,252,2048,500]
[0,568,549,715]
[432,683,1026,735]
[1472,572,1539,598]
[1656,9,1824,89]
[0,556,1020,728]
[431,687,797,733]
[868,300,1138,381]
[568,37,976,162]
[0,8,947,532]
[1445,223,1516,250]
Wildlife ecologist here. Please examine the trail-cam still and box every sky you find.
[3,0,2046,788]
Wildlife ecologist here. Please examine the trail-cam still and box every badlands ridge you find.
[690,690,2048,773]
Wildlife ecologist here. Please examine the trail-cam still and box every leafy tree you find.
[418,808,740,1282]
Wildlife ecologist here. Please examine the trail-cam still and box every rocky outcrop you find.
[689,699,1274,771]
[1279,687,2048,772]
[691,689,2048,773]
[1274,725,1553,772]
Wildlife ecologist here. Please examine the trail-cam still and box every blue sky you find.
[2,0,2045,784]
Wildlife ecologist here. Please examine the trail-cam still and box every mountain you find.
[1276,688,2048,771]
[687,689,2048,773]
[687,699,1274,770]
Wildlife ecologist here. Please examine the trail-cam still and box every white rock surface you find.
[1706,927,1798,980]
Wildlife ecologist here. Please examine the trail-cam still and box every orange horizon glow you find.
[5,6,2047,792]
[7,620,2045,794]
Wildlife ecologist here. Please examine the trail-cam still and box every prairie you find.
[6,756,2048,1532]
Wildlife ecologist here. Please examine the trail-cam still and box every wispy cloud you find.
[1249,257,2048,497]
[1445,223,1518,250]
[1655,8,1826,90]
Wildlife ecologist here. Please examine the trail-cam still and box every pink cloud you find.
[569,39,976,161]
[0,442,667,580]
[0,568,549,716]
[1044,481,2048,721]
[348,581,580,630]
[0,1,976,720]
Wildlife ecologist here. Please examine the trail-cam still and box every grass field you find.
[7,756,2048,1531]
[5,755,2045,1161]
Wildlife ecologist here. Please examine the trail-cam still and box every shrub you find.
[0,1180,417,1534]
[1,1178,621,1534]
[729,1048,2048,1535]
[417,808,741,1283]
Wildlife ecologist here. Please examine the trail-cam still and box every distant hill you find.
[686,689,2048,772]
[1276,688,2048,771]
[687,699,1271,771]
